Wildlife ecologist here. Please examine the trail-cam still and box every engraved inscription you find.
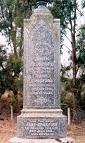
[27,21,55,107]
[17,117,67,138]
[23,118,59,137]
[18,117,67,138]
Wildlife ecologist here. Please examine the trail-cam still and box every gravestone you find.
[10,2,74,143]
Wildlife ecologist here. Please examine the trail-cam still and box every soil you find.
[0,115,85,143]
[0,115,16,143]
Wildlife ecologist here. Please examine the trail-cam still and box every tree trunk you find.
[70,0,79,122]
[10,105,13,120]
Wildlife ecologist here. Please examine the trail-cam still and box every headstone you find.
[10,3,74,143]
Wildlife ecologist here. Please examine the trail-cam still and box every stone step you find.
[10,137,75,143]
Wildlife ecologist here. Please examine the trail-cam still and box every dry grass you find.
[68,120,85,143]
[0,116,85,143]
[0,116,16,143]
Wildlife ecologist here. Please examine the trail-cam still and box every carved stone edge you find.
[10,137,75,143]
[18,109,65,117]
[10,137,60,143]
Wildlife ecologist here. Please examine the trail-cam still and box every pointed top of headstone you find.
[36,0,48,7]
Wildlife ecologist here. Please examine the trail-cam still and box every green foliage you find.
[0,45,7,95]
[7,54,22,77]
[82,0,85,8]
[77,25,85,67]
[0,45,23,95]
[6,53,23,94]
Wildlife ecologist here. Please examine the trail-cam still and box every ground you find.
[0,115,85,143]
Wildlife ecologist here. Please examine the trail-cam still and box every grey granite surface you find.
[17,116,67,139]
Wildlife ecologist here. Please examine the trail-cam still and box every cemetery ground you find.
[0,114,85,143]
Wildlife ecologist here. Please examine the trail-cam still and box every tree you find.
[77,25,85,68]
[76,25,85,111]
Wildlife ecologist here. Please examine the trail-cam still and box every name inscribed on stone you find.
[23,118,59,138]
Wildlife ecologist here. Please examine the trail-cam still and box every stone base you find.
[17,109,67,139]
[10,137,75,143]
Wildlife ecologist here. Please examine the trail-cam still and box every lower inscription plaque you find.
[17,117,67,139]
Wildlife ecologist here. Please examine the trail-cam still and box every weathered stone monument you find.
[10,0,74,143]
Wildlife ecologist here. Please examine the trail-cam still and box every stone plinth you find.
[17,109,67,139]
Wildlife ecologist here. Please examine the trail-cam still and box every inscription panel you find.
[28,43,54,107]
[24,20,59,108]
[17,117,67,139]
